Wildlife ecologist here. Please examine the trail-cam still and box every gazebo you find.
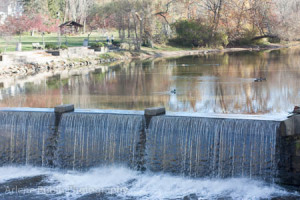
[59,21,83,35]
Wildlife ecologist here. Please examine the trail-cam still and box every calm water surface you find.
[1,48,300,114]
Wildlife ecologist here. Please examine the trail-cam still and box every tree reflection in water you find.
[1,48,300,114]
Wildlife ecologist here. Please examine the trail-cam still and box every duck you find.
[171,89,176,94]
[254,77,267,82]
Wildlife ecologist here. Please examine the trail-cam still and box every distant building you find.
[59,21,83,35]
[0,0,23,24]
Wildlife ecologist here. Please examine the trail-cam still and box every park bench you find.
[32,43,44,50]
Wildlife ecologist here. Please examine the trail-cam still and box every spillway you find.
[0,106,299,186]
[0,111,55,166]
[146,116,280,181]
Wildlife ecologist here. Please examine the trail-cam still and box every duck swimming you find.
[254,77,267,82]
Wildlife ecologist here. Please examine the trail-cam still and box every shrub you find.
[230,29,261,46]
[253,38,269,46]
[45,43,58,50]
[142,41,152,47]
[99,53,112,59]
[269,37,281,43]
[213,31,229,47]
[112,40,120,47]
[90,42,105,48]
[170,20,228,48]
[153,34,168,44]
[60,44,68,50]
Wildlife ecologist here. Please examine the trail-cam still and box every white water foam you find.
[0,166,298,200]
[0,166,49,183]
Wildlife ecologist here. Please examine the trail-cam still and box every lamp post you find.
[42,32,45,46]
[57,12,61,47]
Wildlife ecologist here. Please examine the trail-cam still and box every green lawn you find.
[0,31,194,53]
[0,32,112,52]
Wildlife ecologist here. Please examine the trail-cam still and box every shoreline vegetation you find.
[1,0,300,84]
[0,41,299,81]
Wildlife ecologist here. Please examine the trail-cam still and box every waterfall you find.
[0,109,285,182]
[55,113,145,169]
[0,111,55,166]
[147,116,280,180]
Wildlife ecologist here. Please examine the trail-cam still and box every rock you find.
[293,106,300,114]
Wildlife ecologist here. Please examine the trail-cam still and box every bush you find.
[99,53,113,59]
[45,43,58,50]
[253,38,269,46]
[153,34,168,44]
[60,44,68,50]
[213,32,229,47]
[230,29,265,46]
[170,20,228,48]
[90,42,105,48]
[268,37,281,43]
[112,40,120,47]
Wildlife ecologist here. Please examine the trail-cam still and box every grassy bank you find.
[0,32,110,52]
[1,32,299,61]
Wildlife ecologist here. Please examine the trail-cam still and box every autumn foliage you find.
[0,14,59,37]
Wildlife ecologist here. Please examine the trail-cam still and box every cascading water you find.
[0,110,298,199]
[0,111,55,166]
[55,113,145,169]
[147,116,280,181]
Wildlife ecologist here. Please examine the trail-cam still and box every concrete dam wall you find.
[0,105,299,186]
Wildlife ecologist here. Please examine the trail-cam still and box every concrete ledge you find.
[144,107,166,128]
[295,115,300,135]
[280,115,300,136]
[144,107,166,116]
[54,104,74,113]
[280,118,295,136]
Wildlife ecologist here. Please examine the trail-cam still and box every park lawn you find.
[0,32,109,52]
[0,31,203,54]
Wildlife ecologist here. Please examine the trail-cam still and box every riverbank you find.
[0,42,299,80]
[135,41,300,59]
[94,41,300,61]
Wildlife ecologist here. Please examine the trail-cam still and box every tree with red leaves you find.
[0,15,32,42]
[0,14,60,41]
[29,14,60,34]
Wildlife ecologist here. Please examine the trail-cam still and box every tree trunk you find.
[128,16,131,38]
[140,18,143,44]
[64,0,69,22]
[118,27,121,40]
[133,13,141,51]
[83,20,86,34]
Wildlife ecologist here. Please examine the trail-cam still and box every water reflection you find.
[1,48,300,114]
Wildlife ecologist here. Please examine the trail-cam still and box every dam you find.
[0,105,299,188]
